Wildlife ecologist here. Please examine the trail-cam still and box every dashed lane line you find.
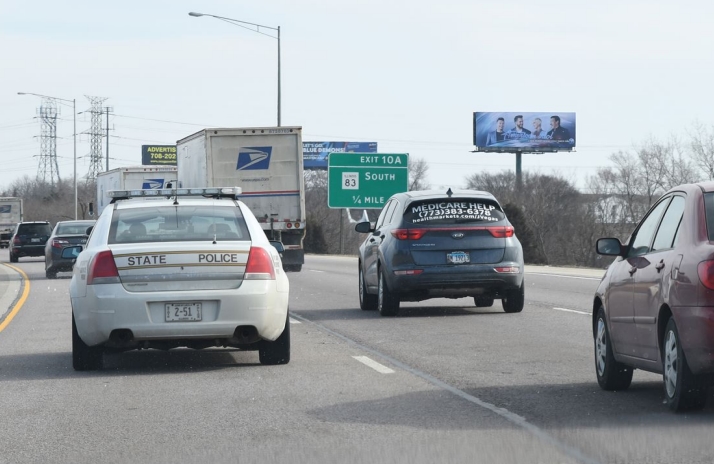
[289,312,602,464]
[352,355,395,374]
[554,307,591,316]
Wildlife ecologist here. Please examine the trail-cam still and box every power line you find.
[112,113,218,127]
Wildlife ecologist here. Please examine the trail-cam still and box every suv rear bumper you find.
[11,245,46,257]
[385,263,523,301]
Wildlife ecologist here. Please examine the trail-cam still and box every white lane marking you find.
[309,270,325,273]
[554,307,591,315]
[290,312,601,464]
[352,355,395,374]
[528,272,602,281]
[289,318,301,324]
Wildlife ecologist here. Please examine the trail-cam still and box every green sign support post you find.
[328,153,409,209]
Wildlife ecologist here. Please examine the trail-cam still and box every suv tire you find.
[474,297,494,307]
[502,282,524,313]
[378,266,399,317]
[359,265,377,311]
[9,252,18,263]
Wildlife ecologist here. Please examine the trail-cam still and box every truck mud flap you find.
[281,249,304,272]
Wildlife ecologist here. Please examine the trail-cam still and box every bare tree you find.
[689,122,714,180]
[408,158,430,191]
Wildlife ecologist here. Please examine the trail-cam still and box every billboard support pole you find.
[516,151,522,191]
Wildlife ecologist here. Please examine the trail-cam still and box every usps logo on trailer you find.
[237,147,272,170]
[142,179,166,189]
[0,205,11,214]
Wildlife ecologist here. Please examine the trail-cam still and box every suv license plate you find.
[165,303,203,322]
[31,238,41,243]
[447,251,470,264]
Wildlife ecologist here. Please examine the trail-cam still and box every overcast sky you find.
[2,0,713,193]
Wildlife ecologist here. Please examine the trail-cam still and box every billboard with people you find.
[303,141,378,170]
[473,112,576,152]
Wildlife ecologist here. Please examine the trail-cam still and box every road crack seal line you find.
[290,311,602,464]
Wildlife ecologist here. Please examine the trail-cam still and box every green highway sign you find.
[328,153,409,209]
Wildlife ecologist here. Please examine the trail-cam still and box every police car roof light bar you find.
[108,187,242,202]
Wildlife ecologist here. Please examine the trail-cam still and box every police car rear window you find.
[108,206,250,244]
[403,198,505,225]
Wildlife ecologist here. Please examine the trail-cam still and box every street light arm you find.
[191,12,279,31]
[188,11,281,126]
[18,92,73,104]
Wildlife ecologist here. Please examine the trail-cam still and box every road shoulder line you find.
[0,264,30,333]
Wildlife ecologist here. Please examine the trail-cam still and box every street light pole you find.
[189,12,281,126]
[18,92,78,219]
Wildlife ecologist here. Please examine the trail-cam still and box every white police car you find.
[63,187,290,370]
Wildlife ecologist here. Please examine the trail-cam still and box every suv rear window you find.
[403,198,505,225]
[17,223,52,235]
[108,205,251,244]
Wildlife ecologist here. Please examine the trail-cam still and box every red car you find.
[594,183,714,411]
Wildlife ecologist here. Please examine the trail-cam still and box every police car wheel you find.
[72,314,103,371]
[259,314,291,365]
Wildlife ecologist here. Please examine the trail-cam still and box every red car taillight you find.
[698,260,714,291]
[391,229,427,240]
[245,247,276,280]
[52,239,70,249]
[87,250,120,285]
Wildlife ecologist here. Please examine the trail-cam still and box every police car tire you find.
[72,314,103,371]
[259,314,291,365]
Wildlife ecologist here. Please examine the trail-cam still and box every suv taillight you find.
[13,236,21,245]
[391,229,427,240]
[245,247,276,280]
[487,226,514,238]
[698,260,714,291]
[87,250,120,285]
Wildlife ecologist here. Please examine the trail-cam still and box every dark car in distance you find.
[594,182,714,411]
[44,220,96,279]
[355,189,524,316]
[9,221,52,263]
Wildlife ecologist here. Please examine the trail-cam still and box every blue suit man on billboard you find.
[486,117,506,146]
[547,115,571,141]
[507,115,531,140]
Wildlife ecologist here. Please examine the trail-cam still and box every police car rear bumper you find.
[72,280,289,347]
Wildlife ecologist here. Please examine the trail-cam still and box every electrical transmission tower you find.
[85,95,108,181]
[37,98,61,185]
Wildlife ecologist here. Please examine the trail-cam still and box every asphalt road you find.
[1,252,713,464]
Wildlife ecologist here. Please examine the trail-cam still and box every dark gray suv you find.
[9,221,52,263]
[355,189,524,316]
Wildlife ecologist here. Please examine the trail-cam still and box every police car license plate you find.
[447,251,470,264]
[165,303,202,322]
